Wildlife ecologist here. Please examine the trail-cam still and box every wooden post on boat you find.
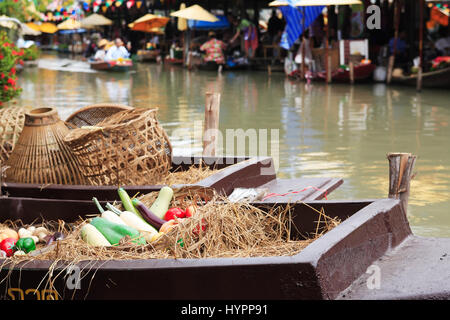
[325,8,331,83]
[387,0,400,84]
[417,0,424,91]
[387,152,417,213]
[301,6,306,81]
[203,92,221,157]
[349,61,355,84]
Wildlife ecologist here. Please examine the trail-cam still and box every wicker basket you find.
[0,106,27,163]
[63,108,172,186]
[65,103,134,128]
[4,107,86,185]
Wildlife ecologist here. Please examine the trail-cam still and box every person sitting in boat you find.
[105,38,130,62]
[93,39,108,61]
[199,31,227,66]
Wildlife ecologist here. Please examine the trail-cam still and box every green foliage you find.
[0,0,27,22]
[0,31,23,105]
[22,44,40,61]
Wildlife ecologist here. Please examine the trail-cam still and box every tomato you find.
[185,205,197,218]
[192,219,207,236]
[0,238,17,257]
[164,208,186,221]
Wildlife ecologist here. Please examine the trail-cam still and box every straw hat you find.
[98,39,108,48]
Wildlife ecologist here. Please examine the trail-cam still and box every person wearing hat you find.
[94,39,108,61]
[105,38,130,61]
[199,31,227,65]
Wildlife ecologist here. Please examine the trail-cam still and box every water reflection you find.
[15,54,450,237]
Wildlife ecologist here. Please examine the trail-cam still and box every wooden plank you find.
[254,177,344,202]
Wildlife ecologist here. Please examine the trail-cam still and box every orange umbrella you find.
[39,22,58,34]
[128,14,169,32]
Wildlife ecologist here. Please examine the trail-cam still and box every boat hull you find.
[392,67,450,89]
[0,198,409,300]
[0,156,276,202]
[89,61,132,72]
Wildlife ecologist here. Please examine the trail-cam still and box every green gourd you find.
[90,217,146,245]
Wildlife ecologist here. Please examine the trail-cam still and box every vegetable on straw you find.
[118,187,144,220]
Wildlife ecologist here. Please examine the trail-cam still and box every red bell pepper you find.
[0,238,17,257]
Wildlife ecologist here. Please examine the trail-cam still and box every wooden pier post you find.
[349,61,355,84]
[417,0,424,92]
[202,92,221,157]
[387,153,417,213]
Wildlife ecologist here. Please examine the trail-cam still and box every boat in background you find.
[136,49,161,62]
[90,59,133,72]
[391,66,450,89]
[317,63,376,83]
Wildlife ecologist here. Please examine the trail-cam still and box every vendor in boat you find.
[93,39,108,61]
[199,31,227,66]
[389,30,409,67]
[229,14,259,59]
[105,38,130,61]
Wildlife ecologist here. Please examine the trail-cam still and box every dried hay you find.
[155,164,219,186]
[0,197,340,299]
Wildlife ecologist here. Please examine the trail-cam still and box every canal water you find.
[16,53,450,238]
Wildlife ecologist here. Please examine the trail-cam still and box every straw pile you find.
[2,198,339,263]
[155,165,219,186]
[0,199,340,299]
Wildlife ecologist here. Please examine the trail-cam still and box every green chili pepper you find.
[15,237,36,253]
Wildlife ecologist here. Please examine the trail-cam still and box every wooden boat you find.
[0,156,343,218]
[316,63,376,83]
[136,50,160,62]
[89,60,133,72]
[2,194,449,301]
[0,156,274,201]
[164,57,183,66]
[0,197,418,300]
[391,66,450,89]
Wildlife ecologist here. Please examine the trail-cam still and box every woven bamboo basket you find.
[4,107,86,185]
[65,103,134,128]
[63,108,172,186]
[0,106,27,163]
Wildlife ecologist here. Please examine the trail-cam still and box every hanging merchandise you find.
[350,4,364,38]
[126,1,135,9]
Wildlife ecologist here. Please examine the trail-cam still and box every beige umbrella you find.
[0,15,21,29]
[20,23,41,36]
[170,4,219,22]
[177,3,188,31]
[80,13,113,28]
[57,18,82,30]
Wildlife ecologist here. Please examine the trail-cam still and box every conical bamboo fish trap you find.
[64,108,172,186]
[4,107,86,185]
[0,106,27,163]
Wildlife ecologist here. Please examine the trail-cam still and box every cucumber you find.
[80,224,111,247]
[118,187,145,221]
[90,217,146,245]
[150,186,174,219]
